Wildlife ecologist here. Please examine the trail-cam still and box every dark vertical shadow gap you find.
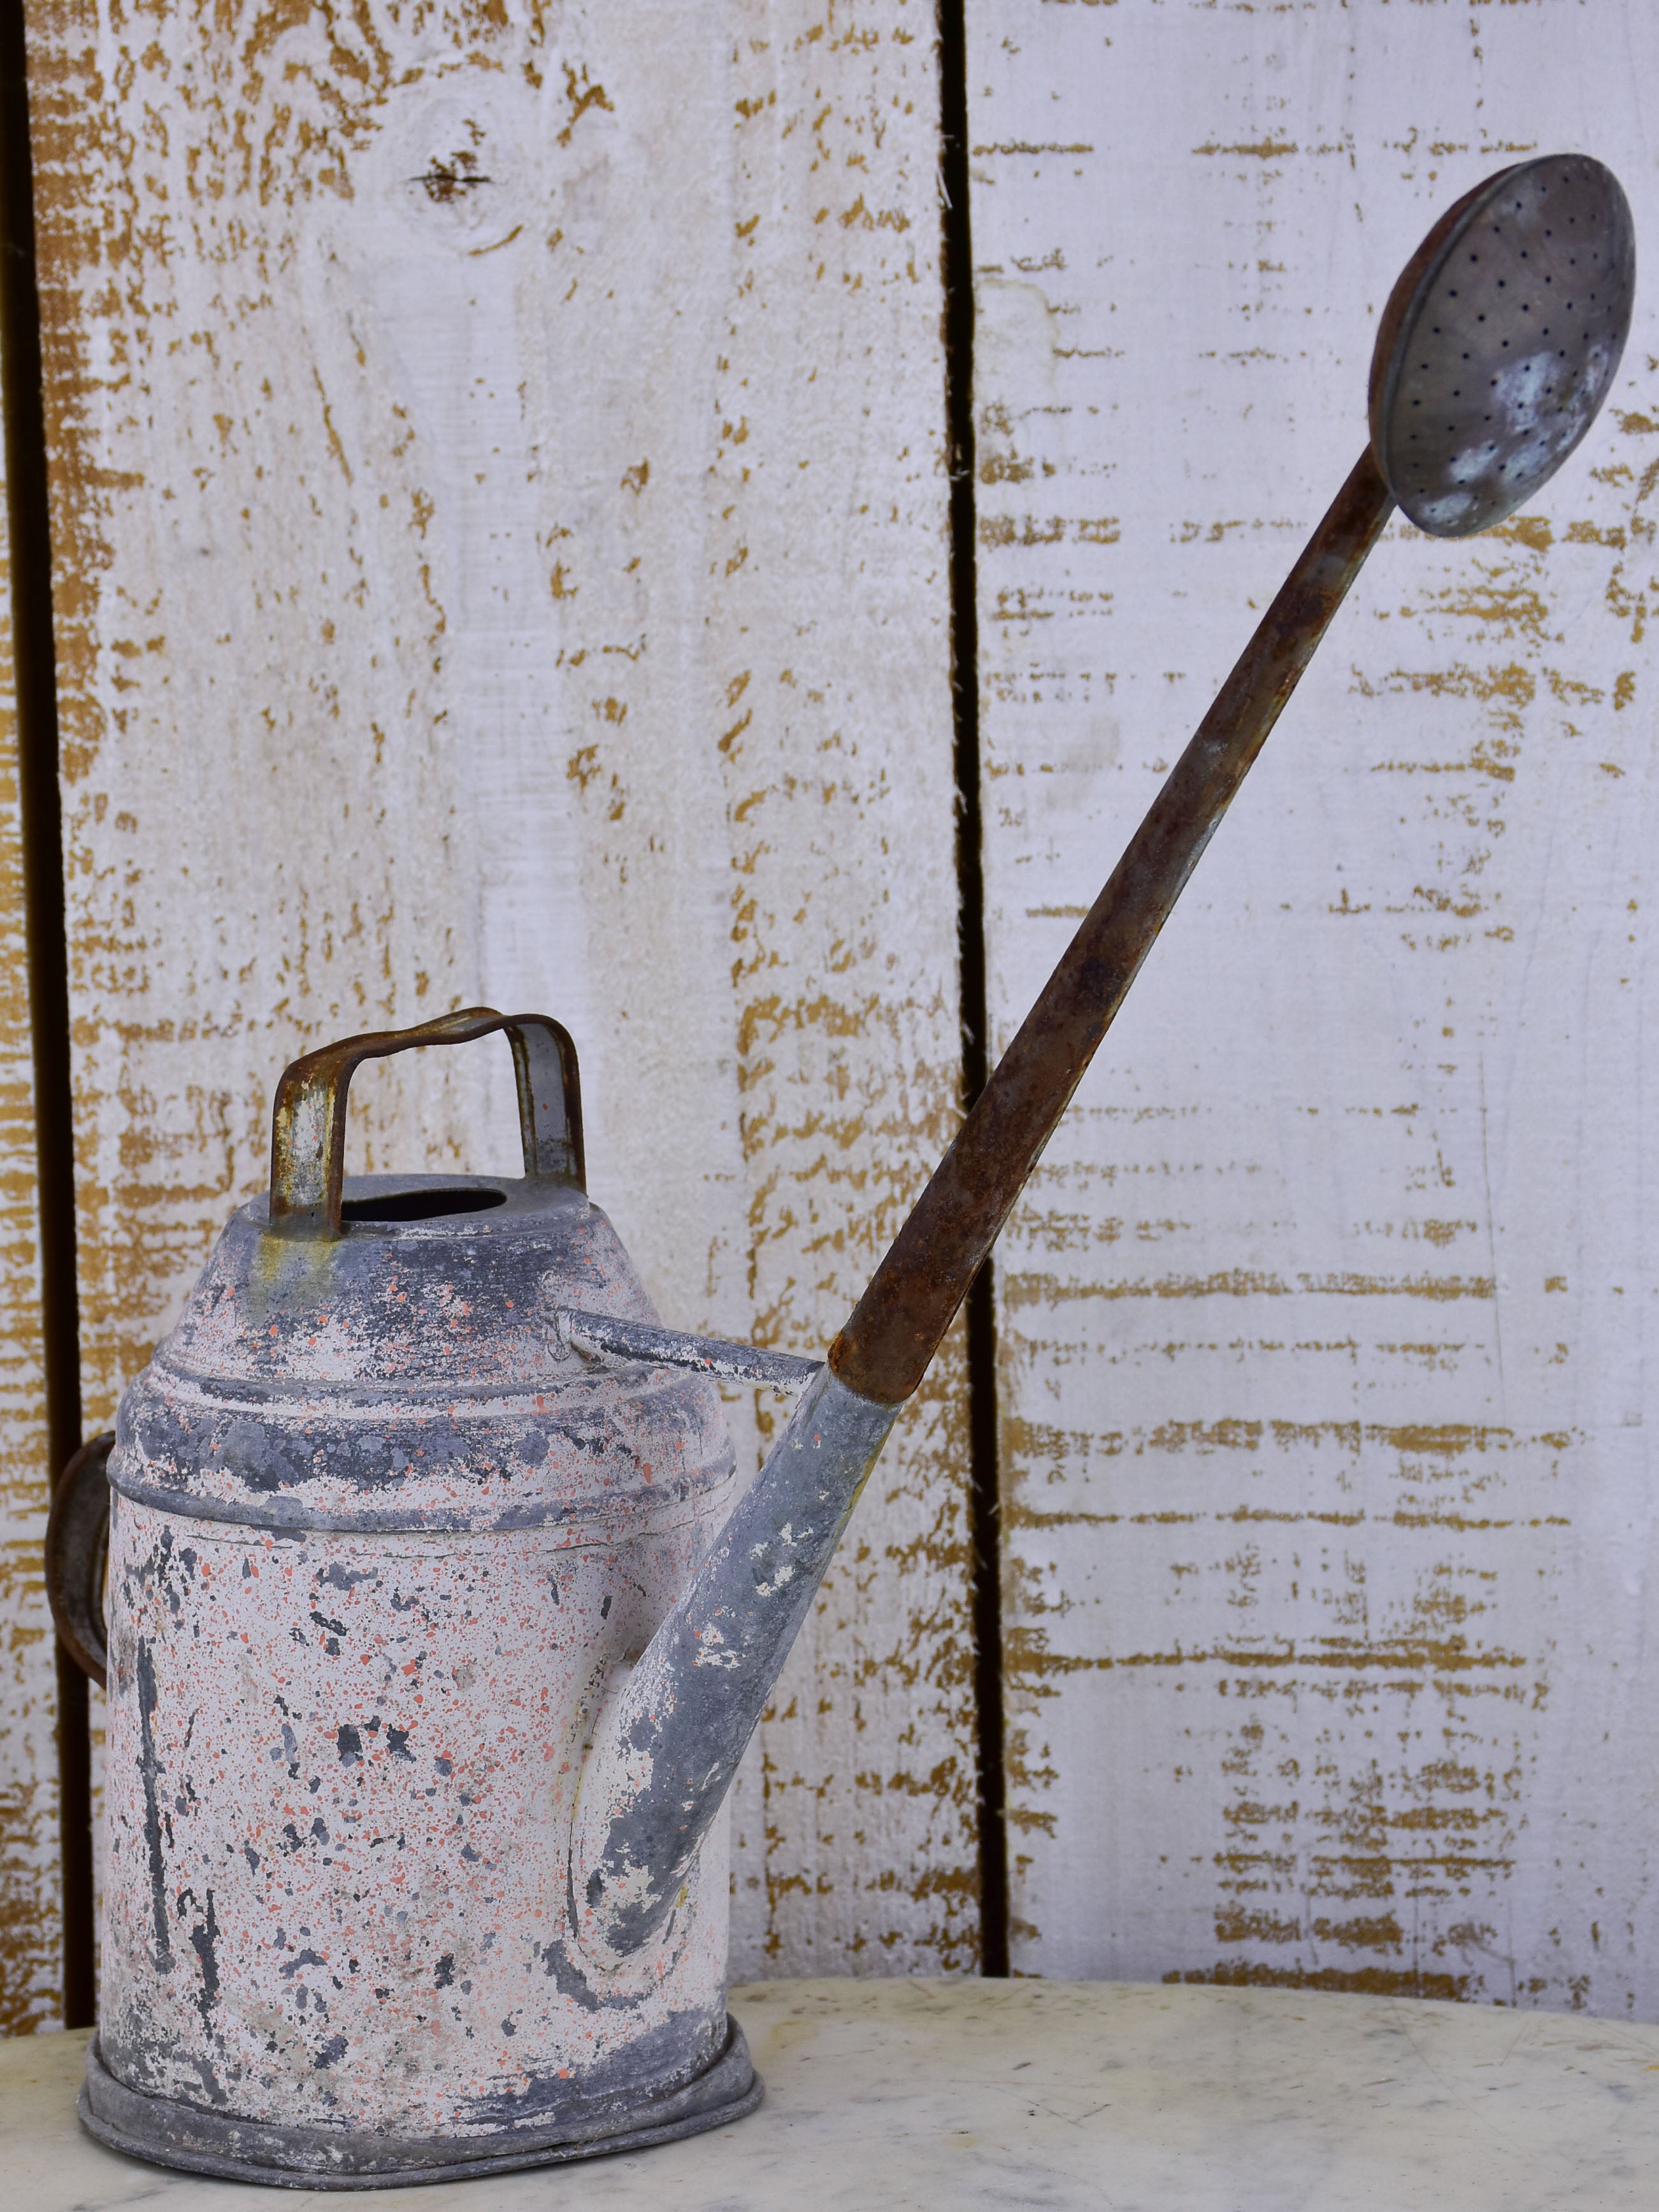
[0,0,92,2026]
[937,0,1007,1978]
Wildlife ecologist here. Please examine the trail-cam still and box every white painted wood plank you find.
[970,3,1659,2008]
[0,338,61,2028]
[27,0,973,1979]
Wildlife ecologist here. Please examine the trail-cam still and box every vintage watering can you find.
[47,154,1634,2185]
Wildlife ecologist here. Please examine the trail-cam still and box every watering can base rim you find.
[78,2021,761,2188]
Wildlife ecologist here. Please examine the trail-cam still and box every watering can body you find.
[75,1016,779,2183]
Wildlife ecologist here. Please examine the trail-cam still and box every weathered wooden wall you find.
[0,346,58,2032]
[972,3,1659,2010]
[7,0,1659,2030]
[22,0,975,1989]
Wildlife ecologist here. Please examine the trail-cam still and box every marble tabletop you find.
[6,1977,1659,2208]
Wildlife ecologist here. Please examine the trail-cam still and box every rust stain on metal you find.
[833,451,1395,1407]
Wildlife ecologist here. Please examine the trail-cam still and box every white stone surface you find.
[8,1979,1659,2208]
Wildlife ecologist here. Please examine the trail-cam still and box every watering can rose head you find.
[1370,154,1635,537]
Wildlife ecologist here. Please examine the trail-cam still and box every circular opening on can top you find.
[340,1186,509,1224]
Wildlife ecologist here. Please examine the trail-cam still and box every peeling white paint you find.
[972,1,1659,2013]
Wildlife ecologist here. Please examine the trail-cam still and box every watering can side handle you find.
[46,1432,113,1691]
[269,1007,585,1235]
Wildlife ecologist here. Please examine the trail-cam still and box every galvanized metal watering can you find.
[47,154,1634,2187]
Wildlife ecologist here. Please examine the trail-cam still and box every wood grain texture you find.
[0,370,60,2030]
[970,4,1659,2009]
[24,0,975,1980]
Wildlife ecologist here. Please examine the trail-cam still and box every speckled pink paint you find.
[96,1170,738,2144]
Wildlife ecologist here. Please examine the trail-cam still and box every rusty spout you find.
[830,446,1394,1405]
[572,155,1635,1964]
[570,451,1392,1961]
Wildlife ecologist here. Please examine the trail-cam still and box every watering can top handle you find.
[269,1007,585,1237]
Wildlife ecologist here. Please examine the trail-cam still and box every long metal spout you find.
[830,450,1395,1406]
[570,1367,896,1963]
[570,157,1637,1962]
[570,451,1392,1961]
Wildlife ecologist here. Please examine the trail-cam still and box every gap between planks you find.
[937,0,1009,1981]
[0,0,92,2029]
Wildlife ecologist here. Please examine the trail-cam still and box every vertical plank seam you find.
[0,0,92,2029]
[937,0,1007,1979]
